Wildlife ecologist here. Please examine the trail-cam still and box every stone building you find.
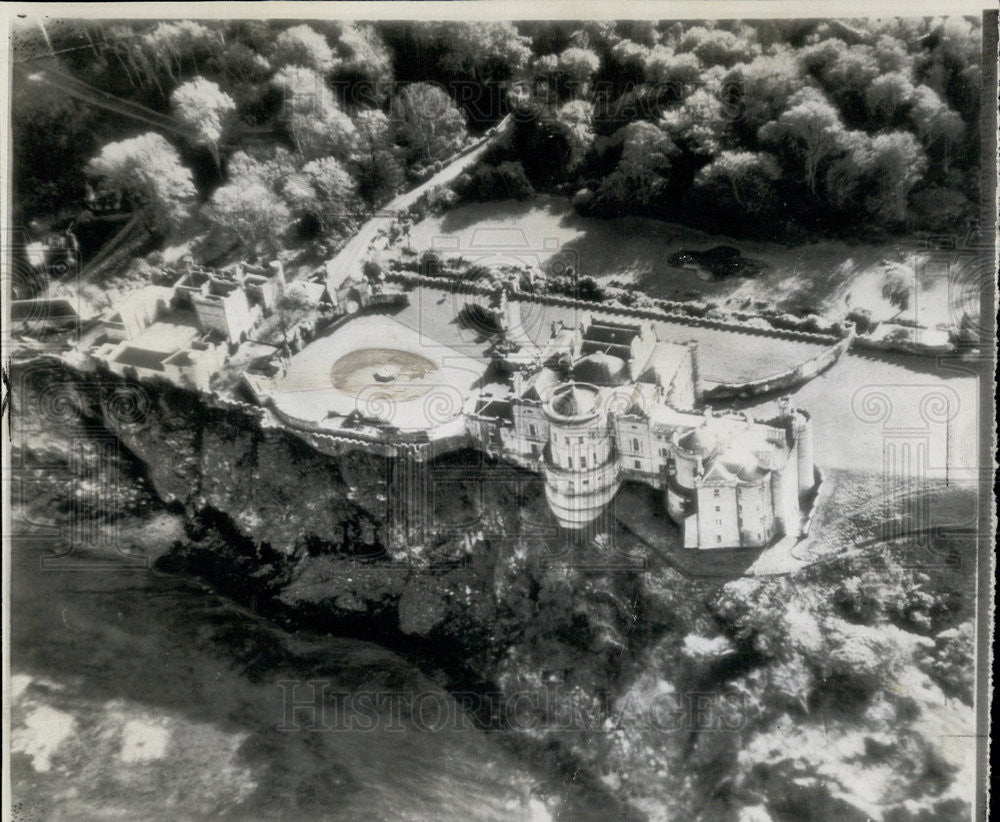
[87,267,275,392]
[467,316,817,549]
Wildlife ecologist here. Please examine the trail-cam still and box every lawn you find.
[406,195,970,330]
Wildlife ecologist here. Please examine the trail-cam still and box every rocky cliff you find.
[12,356,978,822]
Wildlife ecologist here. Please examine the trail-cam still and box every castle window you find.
[580,457,587,468]
[578,436,584,444]
[529,424,536,437]
[568,456,573,469]
[583,479,590,487]
[530,444,539,457]
[634,460,641,469]
[717,535,723,543]
[713,489,720,498]
[632,438,640,452]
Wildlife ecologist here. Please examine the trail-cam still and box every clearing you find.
[406,194,972,331]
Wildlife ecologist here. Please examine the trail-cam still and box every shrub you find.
[453,161,534,202]
[420,249,443,275]
[845,308,876,335]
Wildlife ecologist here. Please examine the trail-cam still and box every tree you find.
[555,100,595,170]
[226,146,297,189]
[556,47,600,90]
[722,50,801,134]
[607,39,650,85]
[86,133,195,231]
[865,71,915,124]
[454,161,534,202]
[677,25,759,68]
[758,87,845,194]
[137,20,220,85]
[823,129,872,214]
[392,82,468,164]
[659,87,729,157]
[273,283,315,352]
[170,77,236,172]
[825,130,927,224]
[693,151,782,214]
[819,45,881,108]
[336,23,393,90]
[424,22,531,81]
[270,24,336,71]
[909,85,964,172]
[353,109,404,207]
[205,176,290,254]
[12,84,95,220]
[643,47,701,87]
[595,121,678,211]
[284,156,361,235]
[272,66,358,160]
[619,121,677,171]
[863,132,926,223]
[872,34,912,74]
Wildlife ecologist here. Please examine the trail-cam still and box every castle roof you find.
[715,447,767,483]
[546,381,600,420]
[678,425,720,454]
[573,351,628,386]
[639,341,690,388]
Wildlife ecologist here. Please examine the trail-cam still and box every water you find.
[9,522,564,821]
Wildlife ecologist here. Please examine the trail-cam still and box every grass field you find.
[407,195,969,330]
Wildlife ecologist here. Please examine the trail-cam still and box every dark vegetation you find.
[12,17,982,263]
[463,18,982,239]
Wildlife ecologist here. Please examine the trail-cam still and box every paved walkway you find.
[323,117,514,295]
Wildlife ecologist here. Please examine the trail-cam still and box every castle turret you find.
[541,382,620,529]
[792,409,815,497]
[769,460,799,538]
[688,340,703,403]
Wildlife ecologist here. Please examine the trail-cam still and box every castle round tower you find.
[542,382,620,529]
[667,417,719,526]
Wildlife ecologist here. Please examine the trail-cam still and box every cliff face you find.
[14,358,978,822]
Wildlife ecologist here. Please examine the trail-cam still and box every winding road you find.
[323,116,514,295]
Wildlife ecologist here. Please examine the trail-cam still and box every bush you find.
[845,308,876,335]
[420,250,443,275]
[453,161,534,202]
[572,187,596,213]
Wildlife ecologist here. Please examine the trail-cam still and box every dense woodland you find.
[12,18,983,255]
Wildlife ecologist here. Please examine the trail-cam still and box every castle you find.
[468,313,816,550]
[84,267,819,552]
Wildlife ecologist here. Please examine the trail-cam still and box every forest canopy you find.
[12,17,982,245]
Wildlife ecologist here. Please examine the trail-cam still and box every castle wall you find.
[613,416,660,476]
[511,402,549,460]
[666,346,696,410]
[770,460,800,538]
[735,482,774,547]
[794,412,815,497]
[695,485,741,548]
[118,287,171,340]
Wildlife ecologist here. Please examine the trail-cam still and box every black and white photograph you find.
[2,4,995,821]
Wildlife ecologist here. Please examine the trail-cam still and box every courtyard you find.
[268,313,487,432]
